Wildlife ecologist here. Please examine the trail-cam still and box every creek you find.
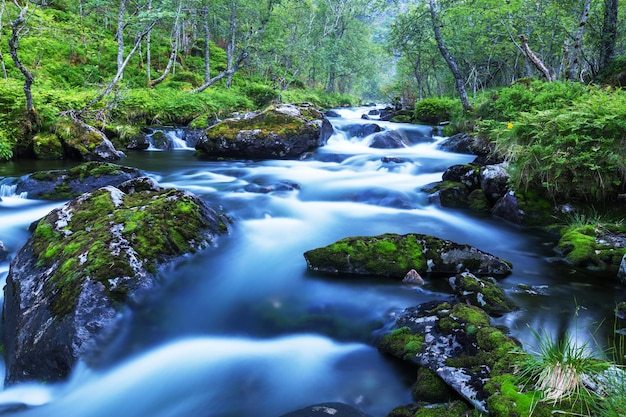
[0,107,622,416]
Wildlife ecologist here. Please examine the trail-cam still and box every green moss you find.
[558,227,599,266]
[33,133,64,159]
[33,186,219,318]
[414,401,471,417]
[412,367,458,403]
[378,326,424,361]
[485,374,553,417]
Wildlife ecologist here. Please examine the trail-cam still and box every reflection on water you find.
[0,107,622,416]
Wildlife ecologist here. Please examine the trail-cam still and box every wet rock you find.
[437,132,475,154]
[449,272,519,316]
[377,301,521,413]
[196,103,325,159]
[126,131,151,150]
[619,254,626,284]
[442,164,480,190]
[325,110,341,118]
[303,233,512,279]
[3,178,230,385]
[279,403,373,417]
[15,162,144,200]
[367,109,380,116]
[479,163,510,203]
[0,241,8,262]
[491,191,525,224]
[361,114,371,120]
[243,181,300,193]
[342,123,382,138]
[320,118,335,145]
[403,269,424,286]
[428,181,470,208]
[369,130,408,149]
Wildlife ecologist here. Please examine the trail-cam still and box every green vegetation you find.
[31,185,223,318]
[413,97,462,125]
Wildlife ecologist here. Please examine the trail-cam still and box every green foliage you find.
[280,89,360,109]
[413,97,462,125]
[487,84,626,203]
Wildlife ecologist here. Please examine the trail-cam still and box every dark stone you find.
[438,133,475,154]
[320,118,335,145]
[325,110,341,118]
[367,109,380,116]
[491,191,526,224]
[369,130,408,149]
[341,123,382,138]
[3,178,229,385]
[126,132,151,150]
[279,403,373,417]
[442,164,480,190]
[0,241,8,262]
[15,162,144,200]
[361,114,371,120]
[243,181,300,193]
[618,254,626,284]
[304,233,512,278]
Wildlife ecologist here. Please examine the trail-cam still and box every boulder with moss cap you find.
[3,177,230,385]
[196,103,331,159]
[303,233,512,279]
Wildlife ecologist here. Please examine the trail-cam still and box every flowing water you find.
[0,107,622,416]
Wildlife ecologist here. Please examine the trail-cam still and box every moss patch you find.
[378,326,425,360]
[32,186,222,318]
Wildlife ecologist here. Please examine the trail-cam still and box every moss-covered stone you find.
[31,183,226,317]
[412,367,458,403]
[303,233,512,278]
[53,116,123,161]
[16,162,143,200]
[33,133,64,159]
[197,103,324,159]
[378,326,425,361]
[449,272,519,316]
[485,375,554,417]
[413,401,471,417]
[468,189,491,211]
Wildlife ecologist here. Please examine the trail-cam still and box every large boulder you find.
[479,163,510,204]
[303,233,512,278]
[15,162,144,200]
[369,130,408,149]
[196,103,327,159]
[3,177,229,385]
[377,302,521,413]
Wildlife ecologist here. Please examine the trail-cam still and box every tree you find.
[428,0,471,111]
[8,1,35,112]
[598,0,618,74]
[0,0,7,79]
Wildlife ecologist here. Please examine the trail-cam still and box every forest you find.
[0,0,624,189]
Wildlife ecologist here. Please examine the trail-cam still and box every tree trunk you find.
[150,0,182,88]
[428,0,471,111]
[566,0,591,81]
[202,4,210,84]
[116,0,127,77]
[520,35,554,81]
[0,0,6,79]
[146,0,152,85]
[225,1,237,88]
[79,20,158,115]
[9,3,35,112]
[598,0,618,74]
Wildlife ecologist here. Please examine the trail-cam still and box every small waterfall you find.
[146,128,194,151]
[0,184,27,199]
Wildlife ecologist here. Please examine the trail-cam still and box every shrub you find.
[413,97,462,125]
[488,86,626,203]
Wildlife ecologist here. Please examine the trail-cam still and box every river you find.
[0,107,622,416]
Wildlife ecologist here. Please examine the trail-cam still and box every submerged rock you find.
[3,177,229,384]
[279,403,373,417]
[15,162,143,200]
[303,233,512,279]
[196,103,327,159]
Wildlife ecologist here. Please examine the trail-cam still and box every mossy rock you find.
[484,375,555,417]
[413,401,471,417]
[33,133,64,159]
[304,233,512,279]
[427,181,471,208]
[412,367,459,403]
[197,103,325,159]
[53,116,124,161]
[3,177,230,384]
[378,326,425,361]
[15,161,144,200]
[449,272,519,316]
